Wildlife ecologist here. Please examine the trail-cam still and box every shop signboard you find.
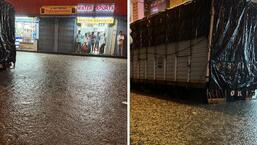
[77,4,94,14]
[95,4,115,14]
[77,17,114,24]
[15,17,38,23]
[77,3,115,16]
[40,6,76,15]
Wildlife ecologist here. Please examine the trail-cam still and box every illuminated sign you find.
[40,6,76,15]
[77,17,114,24]
[15,17,38,23]
[150,0,167,15]
[95,4,115,13]
[77,4,94,13]
[77,4,115,16]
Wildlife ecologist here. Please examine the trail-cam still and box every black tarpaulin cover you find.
[130,0,211,49]
[0,0,16,64]
[210,0,257,92]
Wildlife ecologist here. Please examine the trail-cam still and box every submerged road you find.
[0,52,127,145]
[131,92,257,145]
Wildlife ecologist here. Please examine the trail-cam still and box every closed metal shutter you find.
[58,18,75,53]
[38,17,75,53]
[38,17,55,52]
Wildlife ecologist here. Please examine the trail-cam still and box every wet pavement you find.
[131,92,257,145]
[0,52,127,145]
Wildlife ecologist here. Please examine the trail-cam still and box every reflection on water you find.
[131,92,257,145]
[0,52,127,145]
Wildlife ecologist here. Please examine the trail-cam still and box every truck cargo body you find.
[131,37,208,86]
[131,0,257,102]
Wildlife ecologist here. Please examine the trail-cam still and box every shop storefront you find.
[37,3,127,57]
[75,3,127,56]
[15,17,39,51]
[76,17,115,55]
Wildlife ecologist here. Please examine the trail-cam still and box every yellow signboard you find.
[77,17,114,24]
[40,6,76,15]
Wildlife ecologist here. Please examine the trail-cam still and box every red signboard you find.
[7,0,126,16]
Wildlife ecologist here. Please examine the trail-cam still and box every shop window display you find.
[75,26,108,55]
[76,17,126,57]
[15,17,39,51]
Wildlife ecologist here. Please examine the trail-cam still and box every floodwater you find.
[0,52,127,145]
[131,92,257,145]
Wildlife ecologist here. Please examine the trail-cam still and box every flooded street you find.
[131,92,257,145]
[0,52,127,145]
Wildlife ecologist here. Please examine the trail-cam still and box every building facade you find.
[131,0,191,22]
[7,0,127,57]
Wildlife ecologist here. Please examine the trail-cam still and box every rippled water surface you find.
[0,52,127,145]
[131,92,257,145]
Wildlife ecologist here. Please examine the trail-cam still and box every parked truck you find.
[0,0,16,70]
[130,0,257,102]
